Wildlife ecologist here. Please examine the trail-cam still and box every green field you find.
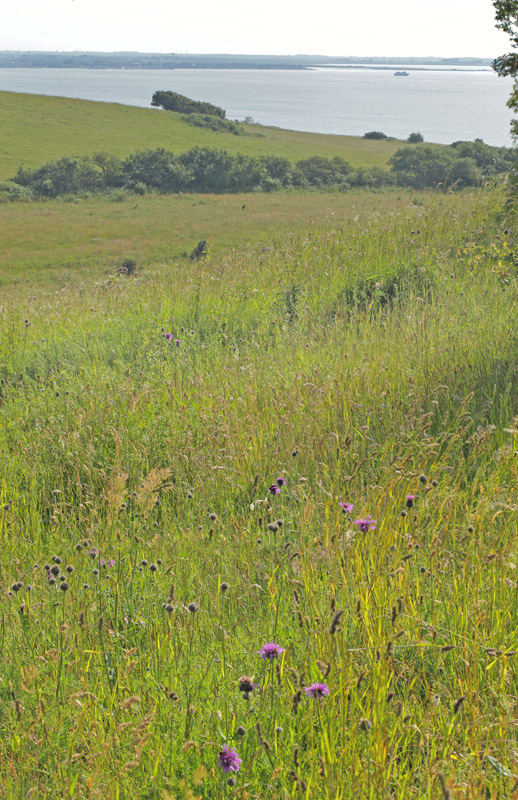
[1,89,518,798]
[0,190,420,287]
[2,181,518,797]
[0,91,404,181]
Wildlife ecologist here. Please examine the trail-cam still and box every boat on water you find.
[394,70,409,76]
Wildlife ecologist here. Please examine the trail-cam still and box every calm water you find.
[0,67,514,146]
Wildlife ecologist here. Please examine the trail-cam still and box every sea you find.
[0,66,514,147]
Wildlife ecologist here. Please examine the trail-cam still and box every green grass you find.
[0,189,414,288]
[0,91,404,181]
[1,187,518,797]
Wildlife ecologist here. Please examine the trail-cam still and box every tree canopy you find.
[492,0,518,203]
[150,91,226,119]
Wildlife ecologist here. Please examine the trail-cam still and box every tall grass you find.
[0,189,517,798]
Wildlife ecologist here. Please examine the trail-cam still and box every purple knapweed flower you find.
[258,642,285,661]
[100,559,115,568]
[218,746,242,773]
[304,683,330,699]
[406,495,415,508]
[276,477,287,487]
[163,332,174,341]
[268,484,281,495]
[353,516,377,533]
[174,339,180,346]
[339,501,354,513]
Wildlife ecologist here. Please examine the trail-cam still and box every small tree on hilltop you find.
[407,132,424,143]
[151,91,226,118]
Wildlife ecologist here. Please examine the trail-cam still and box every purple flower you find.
[276,477,287,487]
[258,642,285,661]
[304,683,330,699]
[406,495,415,508]
[163,333,174,341]
[100,559,115,568]
[174,339,181,346]
[353,516,377,533]
[268,485,281,495]
[339,501,354,513]
[218,746,242,773]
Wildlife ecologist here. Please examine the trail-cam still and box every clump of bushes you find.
[151,91,226,118]
[363,131,388,139]
[407,132,424,143]
[9,139,514,200]
[182,114,262,137]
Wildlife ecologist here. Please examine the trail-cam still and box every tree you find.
[492,0,518,202]
[406,132,424,143]
[151,91,226,119]
[389,146,456,189]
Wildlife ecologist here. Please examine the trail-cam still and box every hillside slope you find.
[0,91,403,180]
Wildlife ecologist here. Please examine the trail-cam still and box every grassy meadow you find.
[0,92,402,182]
[0,190,419,287]
[1,175,518,799]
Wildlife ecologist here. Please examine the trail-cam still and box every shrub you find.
[407,132,424,143]
[182,114,251,135]
[363,131,388,140]
[13,157,102,197]
[151,91,226,119]
[117,259,137,275]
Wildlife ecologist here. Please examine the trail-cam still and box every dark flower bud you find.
[238,676,255,694]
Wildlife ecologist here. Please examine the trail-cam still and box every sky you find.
[1,0,512,58]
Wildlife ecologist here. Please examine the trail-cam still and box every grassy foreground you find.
[1,189,518,799]
[0,92,403,181]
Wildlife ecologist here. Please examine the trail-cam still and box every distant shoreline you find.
[0,51,494,71]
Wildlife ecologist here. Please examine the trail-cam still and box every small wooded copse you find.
[151,91,226,118]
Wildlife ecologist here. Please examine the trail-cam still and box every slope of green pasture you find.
[0,91,403,181]
[0,189,413,287]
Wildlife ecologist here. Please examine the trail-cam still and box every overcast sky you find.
[1,0,511,58]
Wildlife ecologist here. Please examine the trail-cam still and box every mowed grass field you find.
[2,186,518,798]
[0,91,404,181]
